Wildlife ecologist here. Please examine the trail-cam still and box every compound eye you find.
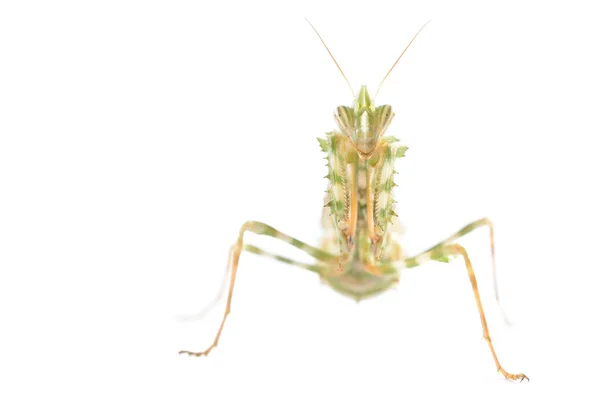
[376,105,393,126]
[380,105,392,117]
[336,106,354,129]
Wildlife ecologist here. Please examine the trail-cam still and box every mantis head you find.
[335,86,394,156]
[306,18,428,157]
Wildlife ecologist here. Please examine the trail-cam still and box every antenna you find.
[305,18,355,96]
[375,20,431,98]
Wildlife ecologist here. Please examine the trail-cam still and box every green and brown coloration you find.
[179,21,528,382]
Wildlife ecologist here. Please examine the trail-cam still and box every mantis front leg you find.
[178,221,334,357]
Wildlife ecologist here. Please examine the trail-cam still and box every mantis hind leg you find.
[401,219,528,381]
[178,221,334,357]
[409,218,510,323]
[178,245,324,322]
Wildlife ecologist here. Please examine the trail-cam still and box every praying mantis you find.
[179,20,529,382]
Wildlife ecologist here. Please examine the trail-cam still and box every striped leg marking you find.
[408,218,509,323]
[403,224,528,381]
[243,244,323,272]
[179,223,332,322]
[178,221,334,357]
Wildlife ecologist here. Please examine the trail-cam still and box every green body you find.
[316,86,407,301]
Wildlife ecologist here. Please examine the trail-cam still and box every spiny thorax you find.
[318,132,408,267]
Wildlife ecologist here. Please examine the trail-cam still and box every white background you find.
[1,0,599,399]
